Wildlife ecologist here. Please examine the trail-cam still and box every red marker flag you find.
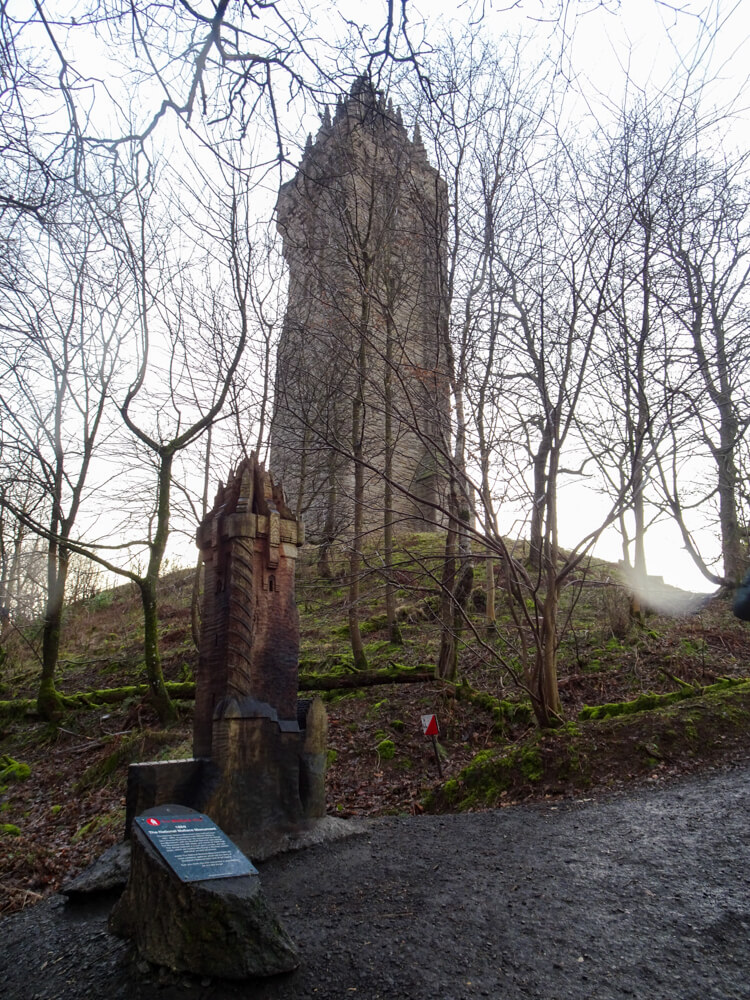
[421,714,439,736]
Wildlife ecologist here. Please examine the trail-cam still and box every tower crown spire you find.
[350,72,377,102]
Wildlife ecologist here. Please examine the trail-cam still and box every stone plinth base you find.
[124,697,328,860]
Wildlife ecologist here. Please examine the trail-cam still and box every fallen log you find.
[299,667,434,691]
[0,668,436,718]
[0,682,196,718]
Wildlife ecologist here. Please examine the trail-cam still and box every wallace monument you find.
[270,75,451,542]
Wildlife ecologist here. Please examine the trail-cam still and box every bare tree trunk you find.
[436,484,459,680]
[141,453,177,724]
[348,294,369,671]
[191,424,212,649]
[318,448,338,580]
[295,425,310,521]
[629,233,652,620]
[528,443,564,728]
[716,413,743,585]
[485,556,496,630]
[0,508,25,624]
[529,420,552,574]
[383,311,402,644]
[435,517,458,681]
[533,578,563,727]
[37,545,67,719]
[524,555,563,728]
[37,441,66,719]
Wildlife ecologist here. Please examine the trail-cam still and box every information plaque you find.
[134,805,258,883]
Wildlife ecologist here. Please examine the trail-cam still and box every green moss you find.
[390,719,405,732]
[360,614,389,635]
[579,678,749,721]
[154,733,190,759]
[72,815,106,843]
[454,682,532,732]
[605,637,626,653]
[425,678,750,813]
[0,700,36,722]
[36,677,65,721]
[0,823,21,836]
[2,681,197,720]
[72,808,123,843]
[469,748,496,767]
[326,749,338,767]
[423,595,440,614]
[395,604,421,623]
[50,804,62,815]
[375,738,396,760]
[302,650,357,673]
[678,638,707,659]
[367,698,390,720]
[362,640,393,661]
[427,735,552,811]
[442,779,459,801]
[318,688,368,703]
[450,750,514,805]
[0,755,31,782]
[519,747,543,782]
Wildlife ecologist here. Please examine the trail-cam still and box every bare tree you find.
[588,97,750,592]
[577,101,693,614]
[396,33,543,672]
[2,0,427,200]
[0,459,47,625]
[98,157,254,722]
[0,197,128,717]
[657,154,750,587]
[396,30,635,722]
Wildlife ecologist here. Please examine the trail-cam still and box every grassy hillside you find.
[2,532,750,916]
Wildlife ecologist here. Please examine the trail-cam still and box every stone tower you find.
[270,76,450,545]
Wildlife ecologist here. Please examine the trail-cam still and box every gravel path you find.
[2,763,750,999]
